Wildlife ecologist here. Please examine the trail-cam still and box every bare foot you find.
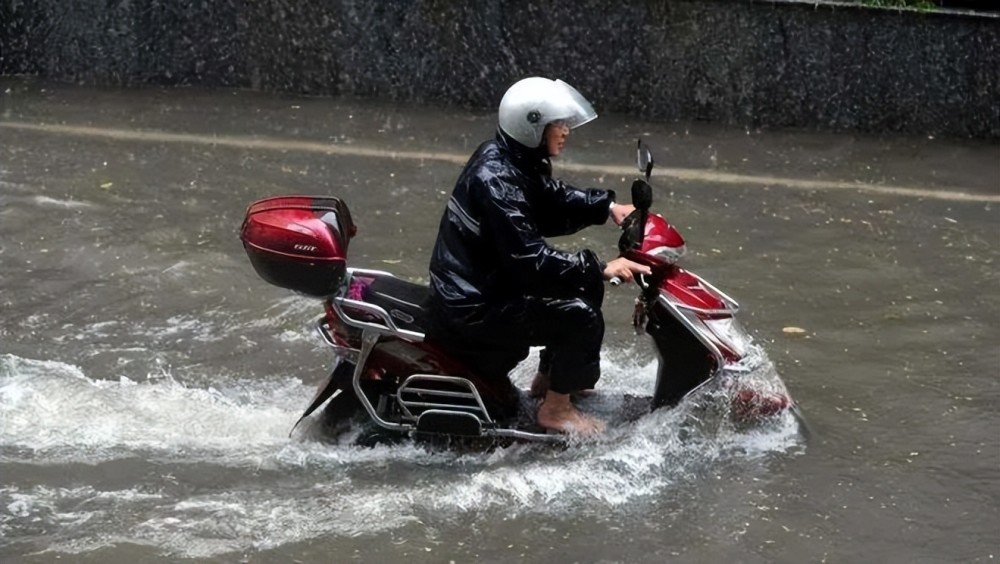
[529,371,549,398]
[536,391,606,435]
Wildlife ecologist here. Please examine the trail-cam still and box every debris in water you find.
[782,326,807,335]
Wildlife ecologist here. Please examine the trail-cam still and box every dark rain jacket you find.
[427,130,616,329]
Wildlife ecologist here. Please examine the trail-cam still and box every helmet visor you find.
[553,79,597,129]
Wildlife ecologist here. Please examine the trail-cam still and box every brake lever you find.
[611,269,656,288]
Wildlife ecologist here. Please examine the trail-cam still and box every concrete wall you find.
[1,0,997,139]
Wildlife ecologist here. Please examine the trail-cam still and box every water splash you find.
[0,354,302,464]
[0,349,801,557]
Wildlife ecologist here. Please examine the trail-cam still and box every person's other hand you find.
[603,257,651,283]
[609,203,635,226]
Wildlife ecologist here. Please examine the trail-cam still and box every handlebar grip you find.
[609,276,622,286]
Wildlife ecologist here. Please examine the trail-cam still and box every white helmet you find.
[498,77,598,148]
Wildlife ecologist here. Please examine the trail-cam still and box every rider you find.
[426,77,650,435]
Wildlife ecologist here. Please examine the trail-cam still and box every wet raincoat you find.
[427,130,616,394]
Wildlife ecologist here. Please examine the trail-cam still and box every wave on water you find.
[0,347,803,558]
[0,354,306,464]
[31,195,95,209]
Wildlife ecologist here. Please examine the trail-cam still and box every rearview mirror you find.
[636,139,654,182]
[631,179,652,212]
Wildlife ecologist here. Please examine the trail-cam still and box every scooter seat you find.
[362,275,431,335]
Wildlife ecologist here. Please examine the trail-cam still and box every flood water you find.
[1,79,998,563]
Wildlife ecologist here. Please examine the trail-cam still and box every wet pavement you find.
[0,78,998,563]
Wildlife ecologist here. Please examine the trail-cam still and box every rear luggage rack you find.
[332,296,425,341]
[331,268,426,342]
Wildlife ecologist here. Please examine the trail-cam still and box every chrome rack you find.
[396,374,494,422]
[331,268,425,342]
[314,315,360,361]
[352,330,410,432]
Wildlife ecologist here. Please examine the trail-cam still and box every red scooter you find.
[239,141,794,444]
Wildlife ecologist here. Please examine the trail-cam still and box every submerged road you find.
[1,121,997,202]
[0,79,998,563]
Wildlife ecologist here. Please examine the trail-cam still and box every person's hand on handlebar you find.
[609,203,636,226]
[603,257,651,285]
